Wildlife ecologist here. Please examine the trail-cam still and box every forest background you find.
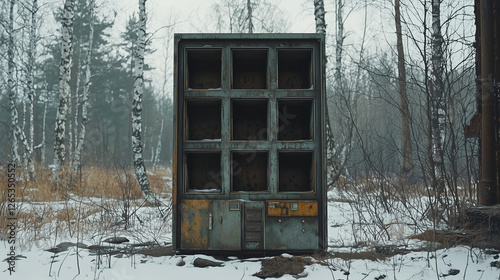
[0,0,476,227]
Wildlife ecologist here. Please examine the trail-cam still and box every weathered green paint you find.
[244,201,265,250]
[210,201,242,250]
[173,34,327,253]
[265,217,319,250]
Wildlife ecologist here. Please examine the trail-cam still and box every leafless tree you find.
[72,0,95,174]
[212,0,288,33]
[314,0,341,186]
[429,0,446,191]
[132,0,156,204]
[395,0,413,179]
[7,0,35,180]
[53,0,75,184]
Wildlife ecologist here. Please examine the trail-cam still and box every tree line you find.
[1,0,477,222]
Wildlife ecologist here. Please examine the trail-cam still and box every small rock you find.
[193,257,224,268]
[176,257,185,266]
[56,242,75,250]
[375,245,402,255]
[103,237,130,244]
[45,247,63,253]
[87,245,115,253]
[293,272,308,279]
[491,261,500,268]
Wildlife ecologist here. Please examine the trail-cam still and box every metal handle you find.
[208,213,213,230]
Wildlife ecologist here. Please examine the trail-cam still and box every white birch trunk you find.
[132,0,156,204]
[35,92,47,165]
[431,0,445,189]
[247,0,253,33]
[8,0,35,181]
[8,0,20,166]
[72,39,82,167]
[68,39,84,171]
[313,0,326,34]
[314,0,340,186]
[152,116,164,173]
[22,99,26,133]
[335,0,343,91]
[34,102,47,165]
[53,0,75,182]
[26,0,37,180]
[72,2,94,173]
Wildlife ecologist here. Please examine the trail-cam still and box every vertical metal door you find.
[209,200,242,250]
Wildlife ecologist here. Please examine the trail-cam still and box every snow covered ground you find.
[2,187,500,280]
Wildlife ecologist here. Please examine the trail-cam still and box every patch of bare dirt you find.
[253,255,313,279]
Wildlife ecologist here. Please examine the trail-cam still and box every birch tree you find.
[72,0,95,173]
[247,0,254,33]
[25,0,38,180]
[132,0,156,204]
[53,0,75,183]
[8,0,20,166]
[394,0,413,178]
[314,0,341,186]
[212,0,287,33]
[430,0,446,190]
[7,0,35,180]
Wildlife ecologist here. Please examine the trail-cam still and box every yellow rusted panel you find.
[180,200,210,249]
[267,201,318,217]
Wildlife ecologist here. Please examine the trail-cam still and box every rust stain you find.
[180,200,209,249]
[267,201,318,217]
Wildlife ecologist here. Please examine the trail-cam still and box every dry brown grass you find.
[0,164,172,249]
[409,229,483,248]
[0,163,172,202]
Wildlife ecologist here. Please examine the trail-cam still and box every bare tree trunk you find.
[430,0,446,190]
[314,0,326,34]
[395,0,413,179]
[26,0,38,180]
[314,0,341,187]
[72,0,95,173]
[247,0,254,33]
[53,0,75,184]
[132,0,156,204]
[8,0,34,179]
[8,0,20,166]
[34,102,47,165]
[153,114,164,173]
[335,0,343,89]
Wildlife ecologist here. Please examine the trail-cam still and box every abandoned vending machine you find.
[172,33,327,253]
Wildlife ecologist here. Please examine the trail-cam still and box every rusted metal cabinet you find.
[173,33,327,253]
